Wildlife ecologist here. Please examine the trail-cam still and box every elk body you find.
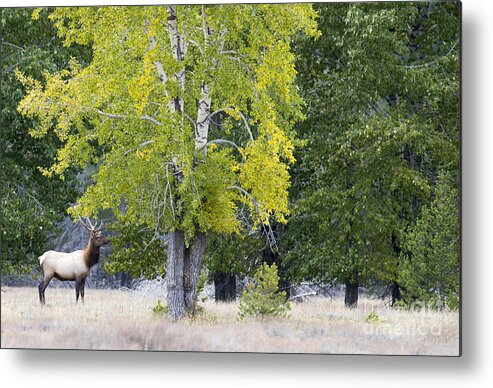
[38,217,109,305]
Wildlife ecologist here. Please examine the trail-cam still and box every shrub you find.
[238,262,291,319]
[364,309,387,324]
[152,299,168,316]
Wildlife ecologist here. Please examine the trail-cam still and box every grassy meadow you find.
[0,287,459,355]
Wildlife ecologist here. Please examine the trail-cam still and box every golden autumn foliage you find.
[16,4,318,240]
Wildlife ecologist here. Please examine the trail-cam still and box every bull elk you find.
[38,217,109,305]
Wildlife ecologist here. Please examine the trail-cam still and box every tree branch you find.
[220,50,244,56]
[123,140,155,157]
[367,99,389,117]
[204,139,240,150]
[402,40,459,70]
[209,108,254,141]
[202,5,210,42]
[184,112,197,130]
[141,115,162,126]
[145,19,168,84]
[2,41,26,52]
[188,39,203,54]
[92,108,126,120]
[138,140,155,148]
[227,185,252,198]
[238,111,254,141]
[82,106,162,126]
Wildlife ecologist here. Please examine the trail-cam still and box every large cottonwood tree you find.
[17,4,318,319]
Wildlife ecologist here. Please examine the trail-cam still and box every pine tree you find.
[238,262,291,319]
[399,171,460,310]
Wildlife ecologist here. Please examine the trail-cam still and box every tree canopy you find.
[17,4,318,239]
[282,1,460,307]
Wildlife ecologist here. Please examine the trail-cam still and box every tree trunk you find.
[166,5,186,114]
[183,232,207,314]
[391,281,402,307]
[195,81,211,151]
[166,231,207,319]
[163,6,210,320]
[390,234,403,307]
[262,224,291,299]
[195,7,212,152]
[344,281,359,308]
[214,272,237,301]
[163,7,186,322]
[120,272,132,289]
[166,230,186,320]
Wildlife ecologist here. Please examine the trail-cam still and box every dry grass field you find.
[1,287,459,355]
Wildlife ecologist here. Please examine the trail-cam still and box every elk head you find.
[78,216,110,247]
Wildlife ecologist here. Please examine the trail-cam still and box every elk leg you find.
[38,276,52,305]
[80,278,86,303]
[38,281,44,305]
[75,278,81,303]
[75,277,87,303]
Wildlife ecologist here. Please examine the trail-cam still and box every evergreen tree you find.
[399,171,460,310]
[238,262,291,319]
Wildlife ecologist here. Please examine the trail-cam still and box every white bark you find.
[195,81,211,150]
[145,19,168,85]
[166,5,186,113]
[195,6,213,151]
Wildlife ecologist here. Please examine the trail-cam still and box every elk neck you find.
[83,237,101,268]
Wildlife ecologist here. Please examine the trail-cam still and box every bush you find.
[238,262,291,319]
[364,309,387,324]
[152,299,168,316]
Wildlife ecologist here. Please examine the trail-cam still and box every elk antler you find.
[78,215,90,231]
[78,216,104,231]
[95,220,104,232]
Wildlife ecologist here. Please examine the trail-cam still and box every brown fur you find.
[82,231,106,268]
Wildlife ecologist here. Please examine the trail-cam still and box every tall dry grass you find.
[0,287,459,355]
